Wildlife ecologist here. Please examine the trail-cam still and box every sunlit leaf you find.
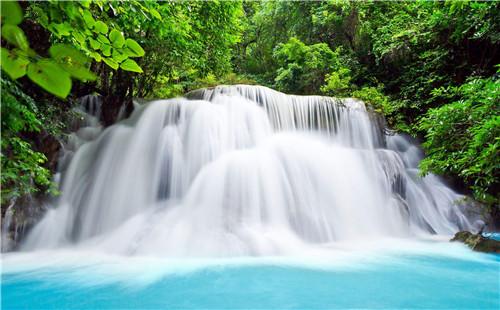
[1,24,29,51]
[59,62,97,82]
[120,59,143,73]
[49,44,89,65]
[100,44,112,56]
[89,38,101,50]
[78,1,91,8]
[90,51,102,62]
[83,10,95,28]
[1,47,29,79]
[109,29,125,48]
[1,0,23,25]
[72,31,85,43]
[93,21,109,34]
[150,9,161,19]
[102,57,119,69]
[112,49,127,63]
[97,34,110,44]
[27,60,72,98]
[124,39,145,57]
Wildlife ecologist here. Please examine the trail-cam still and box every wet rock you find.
[39,131,62,173]
[451,231,500,254]
[1,194,47,252]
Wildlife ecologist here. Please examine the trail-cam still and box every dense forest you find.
[1,1,499,226]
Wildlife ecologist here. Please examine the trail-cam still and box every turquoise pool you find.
[2,240,499,309]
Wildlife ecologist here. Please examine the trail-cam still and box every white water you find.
[21,85,475,256]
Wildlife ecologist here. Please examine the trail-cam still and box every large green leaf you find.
[1,0,23,25]
[49,44,88,65]
[1,24,29,51]
[59,62,97,82]
[109,29,125,48]
[1,48,29,79]
[27,60,72,98]
[120,59,143,73]
[93,21,109,34]
[102,57,119,69]
[124,39,145,57]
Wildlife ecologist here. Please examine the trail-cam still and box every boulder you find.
[451,231,500,254]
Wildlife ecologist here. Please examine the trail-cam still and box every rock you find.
[451,231,500,254]
[1,194,47,252]
[451,231,473,242]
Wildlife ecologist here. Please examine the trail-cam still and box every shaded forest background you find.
[1,1,499,224]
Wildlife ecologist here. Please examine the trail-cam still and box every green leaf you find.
[59,62,97,82]
[93,21,109,34]
[100,44,112,56]
[89,37,101,50]
[1,0,23,25]
[109,29,125,48]
[102,57,119,70]
[72,31,85,43]
[150,9,161,19]
[90,51,101,62]
[82,10,95,28]
[97,34,110,44]
[51,22,72,37]
[79,1,91,8]
[34,7,49,28]
[49,44,88,65]
[1,24,29,51]
[80,41,91,52]
[119,59,143,73]
[124,39,145,57]
[111,49,127,63]
[27,60,72,98]
[1,47,29,79]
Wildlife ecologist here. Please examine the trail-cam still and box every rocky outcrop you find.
[451,231,500,254]
[1,194,47,252]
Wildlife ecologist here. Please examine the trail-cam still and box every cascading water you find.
[21,85,475,256]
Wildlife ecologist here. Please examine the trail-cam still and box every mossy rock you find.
[451,231,500,254]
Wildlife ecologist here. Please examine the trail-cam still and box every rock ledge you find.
[451,231,500,254]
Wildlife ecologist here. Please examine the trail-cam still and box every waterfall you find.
[21,85,474,256]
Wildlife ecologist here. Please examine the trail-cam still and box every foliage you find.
[29,0,149,72]
[187,73,257,93]
[419,76,499,208]
[1,78,57,205]
[1,1,100,98]
[320,67,353,98]
[274,37,343,95]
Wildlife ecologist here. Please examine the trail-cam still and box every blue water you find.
[2,242,499,309]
